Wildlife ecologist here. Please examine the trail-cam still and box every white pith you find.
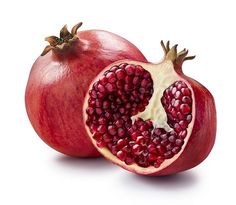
[83,59,195,175]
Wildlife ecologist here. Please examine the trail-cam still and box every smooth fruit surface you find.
[25,23,147,157]
[84,41,216,174]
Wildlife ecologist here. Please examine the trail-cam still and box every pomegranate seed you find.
[115,69,125,80]
[136,136,145,145]
[119,63,128,69]
[177,112,185,120]
[141,79,150,87]
[132,144,142,155]
[186,114,192,123]
[117,128,125,137]
[160,134,168,140]
[125,75,132,83]
[154,162,161,168]
[175,91,183,100]
[175,139,184,146]
[142,131,151,138]
[157,145,166,155]
[99,76,108,85]
[125,157,134,165]
[108,125,117,135]
[172,146,181,154]
[166,143,174,151]
[93,81,99,90]
[164,151,173,159]
[122,145,131,153]
[106,83,116,92]
[139,87,146,93]
[103,134,112,142]
[122,115,129,122]
[179,120,188,129]
[131,132,140,140]
[142,150,149,157]
[137,157,149,167]
[140,124,148,132]
[97,92,105,98]
[97,141,106,148]
[180,104,191,115]
[134,66,144,76]
[168,135,176,143]
[157,156,165,163]
[124,84,133,91]
[117,151,126,161]
[97,125,107,134]
[179,130,187,139]
[86,107,94,115]
[98,84,106,93]
[95,108,103,115]
[148,153,157,161]
[153,137,161,145]
[93,134,102,141]
[125,64,135,75]
[105,112,112,119]
[161,97,167,105]
[102,100,110,109]
[161,138,169,146]
[174,123,182,132]
[182,96,192,103]
[115,119,124,128]
[171,87,177,95]
[173,99,181,108]
[116,80,124,89]
[148,144,157,154]
[181,88,191,96]
[129,141,136,147]
[110,66,119,72]
[111,145,118,154]
[117,139,127,148]
[154,128,165,136]
[143,72,151,79]
[133,76,140,85]
[95,99,102,107]
[106,72,116,83]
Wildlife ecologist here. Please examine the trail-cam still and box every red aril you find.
[25,22,147,157]
[84,41,216,175]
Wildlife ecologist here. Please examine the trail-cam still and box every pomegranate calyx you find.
[41,22,83,56]
[161,41,195,65]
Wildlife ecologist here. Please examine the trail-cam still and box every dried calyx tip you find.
[161,40,195,63]
[41,22,83,56]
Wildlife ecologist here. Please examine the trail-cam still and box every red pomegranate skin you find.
[150,65,216,175]
[25,29,147,157]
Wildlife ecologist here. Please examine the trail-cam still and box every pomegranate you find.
[25,22,147,157]
[84,41,216,175]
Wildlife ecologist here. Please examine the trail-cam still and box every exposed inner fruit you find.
[85,62,192,168]
[84,41,216,175]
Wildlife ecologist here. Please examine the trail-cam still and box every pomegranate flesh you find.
[25,22,147,157]
[84,41,216,175]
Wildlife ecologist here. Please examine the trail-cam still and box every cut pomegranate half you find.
[83,41,216,175]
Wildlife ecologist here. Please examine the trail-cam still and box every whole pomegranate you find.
[25,22,147,157]
[84,41,216,175]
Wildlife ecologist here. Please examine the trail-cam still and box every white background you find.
[0,0,235,204]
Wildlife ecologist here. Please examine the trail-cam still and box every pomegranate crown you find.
[41,22,82,56]
[161,41,195,64]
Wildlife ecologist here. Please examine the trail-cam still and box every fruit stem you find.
[41,22,83,56]
[161,41,195,65]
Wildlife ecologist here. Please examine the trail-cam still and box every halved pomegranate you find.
[84,41,216,175]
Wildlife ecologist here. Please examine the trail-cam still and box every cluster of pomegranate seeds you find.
[161,81,192,132]
[86,64,192,168]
